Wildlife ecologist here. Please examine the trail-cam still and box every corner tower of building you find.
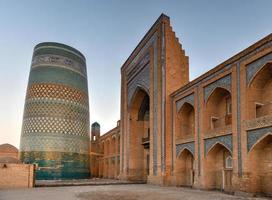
[20,42,90,180]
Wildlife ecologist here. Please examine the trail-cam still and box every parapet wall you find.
[0,163,35,188]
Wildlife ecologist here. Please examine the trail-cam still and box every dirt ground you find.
[0,184,268,200]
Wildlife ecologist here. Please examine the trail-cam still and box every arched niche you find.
[175,148,194,187]
[247,62,272,119]
[247,134,272,195]
[176,102,195,140]
[204,143,233,191]
[205,87,232,133]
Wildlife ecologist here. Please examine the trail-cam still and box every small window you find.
[93,135,96,141]
[226,96,232,115]
[225,156,233,169]
[255,102,264,118]
[211,116,219,129]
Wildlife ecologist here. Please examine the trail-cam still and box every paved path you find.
[0,184,268,200]
[36,178,144,187]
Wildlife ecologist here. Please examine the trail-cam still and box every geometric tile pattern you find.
[26,83,89,106]
[128,63,150,104]
[204,134,233,155]
[247,126,272,152]
[32,54,87,77]
[20,42,90,180]
[176,93,194,112]
[176,142,195,157]
[23,99,89,122]
[22,117,89,137]
[246,52,272,85]
[20,134,89,154]
[204,74,231,102]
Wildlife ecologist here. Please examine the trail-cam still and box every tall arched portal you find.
[128,88,150,181]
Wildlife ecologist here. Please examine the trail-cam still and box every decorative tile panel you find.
[20,134,89,154]
[204,134,233,155]
[29,66,88,93]
[128,64,150,104]
[246,52,272,84]
[32,54,87,77]
[204,74,231,102]
[244,115,272,130]
[176,142,195,157]
[125,32,158,175]
[247,126,272,152]
[176,93,194,112]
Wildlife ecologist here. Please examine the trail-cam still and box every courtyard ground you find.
[0,184,269,200]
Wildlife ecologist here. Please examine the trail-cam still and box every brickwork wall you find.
[118,14,272,196]
[90,122,120,179]
[0,163,35,188]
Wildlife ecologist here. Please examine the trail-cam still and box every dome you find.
[0,143,18,153]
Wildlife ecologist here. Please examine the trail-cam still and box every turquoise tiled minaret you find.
[20,42,90,180]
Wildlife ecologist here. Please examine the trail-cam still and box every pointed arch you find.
[204,86,232,133]
[206,86,231,105]
[206,142,232,157]
[248,61,272,87]
[204,141,233,190]
[177,101,194,113]
[177,147,194,159]
[247,62,272,119]
[175,146,195,186]
[128,84,150,181]
[128,85,149,108]
[249,132,272,153]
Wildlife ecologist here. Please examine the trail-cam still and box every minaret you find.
[91,122,100,142]
[20,42,90,180]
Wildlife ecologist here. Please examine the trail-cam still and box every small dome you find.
[92,122,100,127]
[0,143,18,153]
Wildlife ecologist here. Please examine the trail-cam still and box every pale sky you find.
[0,0,271,148]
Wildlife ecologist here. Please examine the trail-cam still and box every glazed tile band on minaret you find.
[20,42,90,180]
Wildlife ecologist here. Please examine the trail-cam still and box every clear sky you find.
[0,0,271,148]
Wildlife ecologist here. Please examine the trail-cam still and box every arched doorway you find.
[128,88,150,181]
[175,148,194,186]
[248,134,272,195]
[176,102,195,140]
[205,143,233,191]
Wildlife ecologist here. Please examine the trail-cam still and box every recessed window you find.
[255,102,264,118]
[211,116,219,129]
[225,156,233,169]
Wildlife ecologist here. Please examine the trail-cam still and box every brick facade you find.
[90,122,120,179]
[116,14,272,196]
[0,144,35,188]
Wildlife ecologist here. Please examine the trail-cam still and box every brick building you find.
[114,14,272,196]
[90,121,120,179]
[0,143,35,188]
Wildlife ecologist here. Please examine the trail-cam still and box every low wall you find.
[0,163,35,188]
